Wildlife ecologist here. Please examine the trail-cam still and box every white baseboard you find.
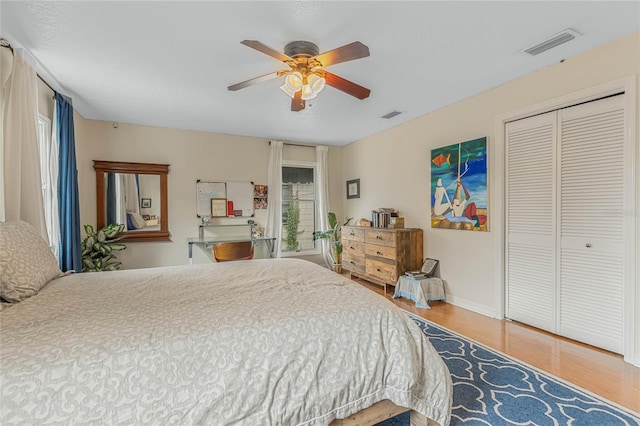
[444,295,495,319]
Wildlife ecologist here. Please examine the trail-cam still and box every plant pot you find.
[332,263,343,274]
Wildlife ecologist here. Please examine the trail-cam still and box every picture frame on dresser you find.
[347,179,360,199]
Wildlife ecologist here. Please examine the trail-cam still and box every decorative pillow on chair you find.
[0,220,64,303]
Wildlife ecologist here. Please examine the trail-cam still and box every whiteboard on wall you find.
[226,181,254,217]
[196,180,254,217]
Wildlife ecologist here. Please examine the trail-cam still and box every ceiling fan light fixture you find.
[284,71,303,91]
[280,83,298,98]
[301,84,317,100]
[307,73,326,94]
[231,39,370,111]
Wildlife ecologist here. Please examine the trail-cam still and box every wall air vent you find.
[524,28,581,56]
[381,111,402,119]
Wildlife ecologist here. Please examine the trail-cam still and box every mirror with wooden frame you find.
[94,160,170,242]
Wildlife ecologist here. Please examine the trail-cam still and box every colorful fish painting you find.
[431,153,451,167]
[430,137,488,231]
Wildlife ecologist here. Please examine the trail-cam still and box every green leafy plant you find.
[81,224,127,272]
[285,184,304,251]
[313,212,352,269]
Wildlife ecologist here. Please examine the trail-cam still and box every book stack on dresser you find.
[341,226,423,293]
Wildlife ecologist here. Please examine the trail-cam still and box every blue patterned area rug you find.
[377,313,640,426]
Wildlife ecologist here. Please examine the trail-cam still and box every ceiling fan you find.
[228,40,371,111]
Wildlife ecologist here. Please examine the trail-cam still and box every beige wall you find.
[342,31,640,319]
[74,119,344,268]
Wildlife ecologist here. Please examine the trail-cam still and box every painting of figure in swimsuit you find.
[430,137,488,231]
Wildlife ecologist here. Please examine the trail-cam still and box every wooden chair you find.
[212,241,254,262]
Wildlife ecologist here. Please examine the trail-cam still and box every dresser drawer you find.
[343,253,365,274]
[344,240,365,257]
[342,227,365,243]
[365,230,396,247]
[365,243,396,261]
[366,258,396,284]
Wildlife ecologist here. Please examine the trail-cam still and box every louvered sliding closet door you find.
[558,95,625,353]
[505,112,557,333]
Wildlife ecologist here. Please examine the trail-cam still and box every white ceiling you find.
[1,1,639,146]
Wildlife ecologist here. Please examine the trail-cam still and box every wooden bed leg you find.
[330,400,409,425]
[329,401,442,426]
[410,410,439,426]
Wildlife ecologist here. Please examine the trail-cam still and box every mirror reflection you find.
[105,173,161,232]
[94,160,170,242]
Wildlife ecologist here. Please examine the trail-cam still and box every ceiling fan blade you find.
[291,90,305,111]
[241,40,293,63]
[227,71,286,91]
[324,71,371,100]
[311,41,370,67]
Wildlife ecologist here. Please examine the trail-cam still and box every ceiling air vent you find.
[382,111,402,119]
[524,28,581,56]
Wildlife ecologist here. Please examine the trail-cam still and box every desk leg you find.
[265,239,275,258]
[188,242,193,265]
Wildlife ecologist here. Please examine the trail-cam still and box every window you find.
[281,164,317,254]
[37,114,59,257]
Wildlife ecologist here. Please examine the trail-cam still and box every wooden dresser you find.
[341,226,423,293]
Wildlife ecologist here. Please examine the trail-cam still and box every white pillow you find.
[128,212,147,229]
[0,220,64,303]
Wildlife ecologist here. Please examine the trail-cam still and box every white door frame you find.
[493,75,637,365]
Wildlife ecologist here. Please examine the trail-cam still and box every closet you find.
[505,94,631,354]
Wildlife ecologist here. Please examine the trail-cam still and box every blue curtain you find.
[56,94,82,272]
[106,172,116,225]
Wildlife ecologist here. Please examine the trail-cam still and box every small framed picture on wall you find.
[347,179,360,199]
[141,198,152,208]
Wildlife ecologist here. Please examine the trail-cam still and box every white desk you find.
[187,237,276,263]
[393,276,445,309]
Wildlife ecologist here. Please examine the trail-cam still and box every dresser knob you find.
[376,236,381,240]
[376,251,382,255]
[586,243,592,248]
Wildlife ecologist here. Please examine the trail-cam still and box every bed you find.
[0,221,452,425]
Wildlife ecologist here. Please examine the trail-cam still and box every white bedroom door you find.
[505,94,630,354]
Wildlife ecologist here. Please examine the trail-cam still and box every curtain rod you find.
[1,39,57,95]
[268,141,316,148]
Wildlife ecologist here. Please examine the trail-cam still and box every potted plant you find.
[285,184,304,251]
[81,224,127,272]
[313,212,352,273]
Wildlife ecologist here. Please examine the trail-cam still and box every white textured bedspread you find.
[1,258,451,425]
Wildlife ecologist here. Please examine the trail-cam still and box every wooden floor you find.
[351,277,640,414]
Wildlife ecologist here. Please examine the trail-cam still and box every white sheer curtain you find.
[123,173,140,214]
[265,141,283,258]
[2,49,47,240]
[316,145,331,268]
[115,174,128,228]
[43,108,60,258]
